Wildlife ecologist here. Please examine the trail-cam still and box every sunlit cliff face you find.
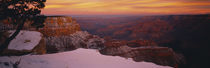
[41,0,210,15]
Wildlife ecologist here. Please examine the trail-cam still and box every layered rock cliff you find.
[35,16,105,53]
[39,16,81,37]
[0,16,81,36]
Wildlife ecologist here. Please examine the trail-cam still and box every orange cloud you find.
[41,0,210,15]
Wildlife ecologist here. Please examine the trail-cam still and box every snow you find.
[0,48,172,68]
[7,30,42,50]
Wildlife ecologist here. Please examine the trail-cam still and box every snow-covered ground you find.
[7,30,42,50]
[0,48,172,68]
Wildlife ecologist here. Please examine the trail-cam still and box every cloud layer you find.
[42,0,210,15]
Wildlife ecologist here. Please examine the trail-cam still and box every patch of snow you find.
[0,48,172,68]
[8,30,42,50]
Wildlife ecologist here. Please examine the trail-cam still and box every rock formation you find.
[100,40,184,67]
[45,31,105,53]
[38,16,81,36]
[36,16,105,53]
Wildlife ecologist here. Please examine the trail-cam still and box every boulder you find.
[0,30,46,56]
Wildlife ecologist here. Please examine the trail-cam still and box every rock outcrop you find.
[100,40,183,67]
[38,16,81,36]
[35,16,105,53]
[45,31,105,53]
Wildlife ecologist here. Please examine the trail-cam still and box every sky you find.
[41,0,210,15]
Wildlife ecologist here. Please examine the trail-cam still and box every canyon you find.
[1,14,210,68]
[76,14,210,68]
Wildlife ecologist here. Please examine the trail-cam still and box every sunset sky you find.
[41,0,210,15]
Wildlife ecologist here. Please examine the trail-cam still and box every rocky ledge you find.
[100,40,184,67]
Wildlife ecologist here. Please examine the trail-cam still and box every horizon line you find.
[42,13,210,17]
